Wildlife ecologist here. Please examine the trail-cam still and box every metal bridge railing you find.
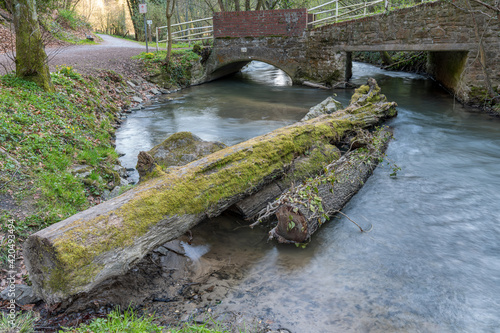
[307,0,435,27]
[155,0,435,50]
[156,17,213,51]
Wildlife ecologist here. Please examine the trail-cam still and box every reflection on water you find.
[181,242,210,262]
[115,61,331,183]
[117,61,500,332]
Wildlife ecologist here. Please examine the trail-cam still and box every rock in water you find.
[301,97,343,121]
[136,132,226,182]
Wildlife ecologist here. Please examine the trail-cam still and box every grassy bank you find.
[133,49,203,89]
[0,67,130,269]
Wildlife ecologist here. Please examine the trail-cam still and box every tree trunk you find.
[165,0,175,62]
[379,51,393,67]
[270,128,393,244]
[13,0,53,92]
[217,0,225,12]
[125,0,142,41]
[23,79,397,306]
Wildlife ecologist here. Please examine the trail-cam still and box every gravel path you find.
[0,34,152,77]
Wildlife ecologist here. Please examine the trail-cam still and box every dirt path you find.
[0,34,151,77]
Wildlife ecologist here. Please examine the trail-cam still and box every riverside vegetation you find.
[0,56,223,333]
[0,12,247,332]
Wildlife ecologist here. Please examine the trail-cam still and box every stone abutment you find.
[203,1,499,102]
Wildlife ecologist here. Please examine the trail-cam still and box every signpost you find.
[139,2,148,52]
[147,20,153,44]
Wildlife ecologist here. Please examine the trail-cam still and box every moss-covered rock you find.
[136,132,226,182]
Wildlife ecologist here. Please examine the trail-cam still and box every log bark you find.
[23,79,397,305]
[269,128,393,244]
[229,142,341,220]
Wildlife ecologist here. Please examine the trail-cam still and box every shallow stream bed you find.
[115,62,500,332]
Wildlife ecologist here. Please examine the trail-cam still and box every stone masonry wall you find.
[208,1,499,102]
[213,9,308,38]
[307,0,500,101]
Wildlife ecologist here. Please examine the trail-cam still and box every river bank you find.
[2,32,500,331]
[0,50,318,332]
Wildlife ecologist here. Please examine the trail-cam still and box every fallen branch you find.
[471,0,500,12]
[0,146,21,167]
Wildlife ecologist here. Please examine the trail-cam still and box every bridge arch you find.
[204,38,303,83]
[203,1,499,103]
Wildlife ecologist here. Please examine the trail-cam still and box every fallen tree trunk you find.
[228,142,341,220]
[267,128,393,244]
[23,78,397,306]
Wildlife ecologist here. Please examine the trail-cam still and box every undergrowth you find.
[133,49,201,88]
[0,311,37,333]
[354,51,428,73]
[0,66,127,268]
[60,308,164,333]
[59,307,231,333]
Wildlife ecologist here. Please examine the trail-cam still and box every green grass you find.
[0,311,37,333]
[0,66,125,268]
[61,308,233,333]
[60,308,163,333]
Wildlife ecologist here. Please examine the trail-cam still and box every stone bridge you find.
[203,0,499,102]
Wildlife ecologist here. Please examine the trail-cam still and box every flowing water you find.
[116,62,500,332]
[116,62,332,183]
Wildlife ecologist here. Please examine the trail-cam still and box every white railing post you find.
[385,0,389,11]
[156,27,159,52]
[335,1,338,22]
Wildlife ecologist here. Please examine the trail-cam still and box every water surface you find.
[117,62,500,332]
[116,61,332,182]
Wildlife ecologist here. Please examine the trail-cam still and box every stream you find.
[116,62,500,332]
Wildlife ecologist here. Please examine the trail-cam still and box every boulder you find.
[136,132,226,182]
[301,96,343,121]
[0,284,41,305]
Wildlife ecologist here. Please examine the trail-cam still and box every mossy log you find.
[229,142,341,220]
[269,128,393,244]
[23,79,397,306]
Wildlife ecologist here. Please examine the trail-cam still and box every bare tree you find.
[165,0,176,62]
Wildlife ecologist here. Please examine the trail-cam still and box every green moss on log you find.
[34,82,397,295]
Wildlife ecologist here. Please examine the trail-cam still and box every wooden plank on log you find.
[23,79,397,305]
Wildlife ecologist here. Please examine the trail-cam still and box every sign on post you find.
[140,2,148,52]
[147,20,152,25]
